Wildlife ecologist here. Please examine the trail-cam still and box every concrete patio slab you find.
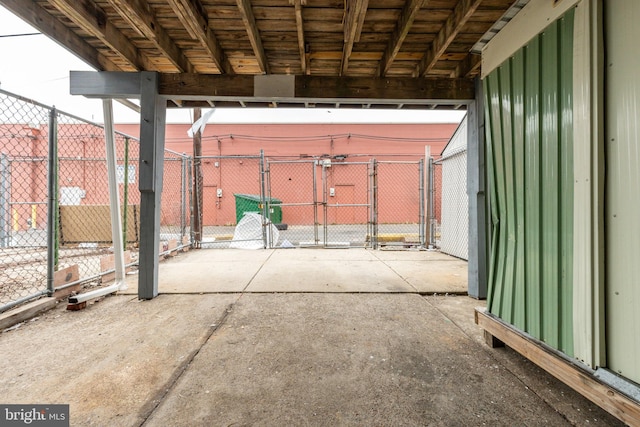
[245,258,415,292]
[372,249,462,261]
[122,250,274,294]
[268,247,379,261]
[382,259,468,294]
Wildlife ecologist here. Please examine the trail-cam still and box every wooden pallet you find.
[475,308,640,426]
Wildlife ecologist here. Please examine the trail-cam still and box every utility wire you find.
[0,32,41,38]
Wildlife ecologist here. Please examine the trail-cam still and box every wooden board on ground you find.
[475,308,640,426]
[100,251,133,283]
[59,205,139,244]
[53,264,80,300]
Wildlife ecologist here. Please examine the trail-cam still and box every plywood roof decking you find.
[1,0,517,107]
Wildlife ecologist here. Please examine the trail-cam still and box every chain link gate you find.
[262,158,425,249]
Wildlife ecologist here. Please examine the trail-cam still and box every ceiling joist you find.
[0,0,120,72]
[105,0,194,73]
[291,0,308,75]
[166,0,234,74]
[341,0,369,76]
[417,0,483,77]
[378,0,427,77]
[47,0,150,71]
[236,0,269,74]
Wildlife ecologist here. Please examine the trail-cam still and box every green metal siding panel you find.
[558,14,574,356]
[524,36,542,339]
[540,22,560,350]
[485,9,574,354]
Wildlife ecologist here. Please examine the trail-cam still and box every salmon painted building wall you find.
[1,122,456,232]
[117,123,457,226]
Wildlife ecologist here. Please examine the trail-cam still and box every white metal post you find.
[103,99,126,288]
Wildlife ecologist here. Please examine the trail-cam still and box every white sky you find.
[0,6,466,125]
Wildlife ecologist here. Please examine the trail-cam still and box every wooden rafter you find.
[378,0,427,77]
[166,0,234,74]
[341,0,369,76]
[417,0,482,77]
[291,0,308,74]
[451,53,481,78]
[0,0,119,72]
[105,0,194,73]
[236,0,269,74]
[47,0,151,71]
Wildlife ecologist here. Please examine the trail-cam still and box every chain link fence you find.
[0,89,191,313]
[432,116,468,259]
[194,154,427,249]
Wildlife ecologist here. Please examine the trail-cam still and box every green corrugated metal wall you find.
[484,9,574,355]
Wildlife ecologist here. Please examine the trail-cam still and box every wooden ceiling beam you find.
[291,0,308,75]
[47,0,150,71]
[341,0,369,76]
[0,0,120,71]
[166,0,234,74]
[451,53,481,78]
[153,73,474,101]
[236,0,269,74]
[378,0,427,77]
[106,0,195,73]
[417,0,483,77]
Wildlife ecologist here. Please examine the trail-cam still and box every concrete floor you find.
[122,248,468,294]
[0,249,623,426]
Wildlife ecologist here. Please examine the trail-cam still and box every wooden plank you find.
[341,0,369,75]
[378,0,428,76]
[100,251,133,283]
[0,298,57,330]
[236,0,270,74]
[292,0,307,74]
[59,205,140,243]
[475,308,640,425]
[52,264,81,300]
[293,75,475,101]
[166,0,234,74]
[0,0,120,72]
[47,0,152,71]
[106,0,194,73]
[158,73,473,101]
[417,0,483,77]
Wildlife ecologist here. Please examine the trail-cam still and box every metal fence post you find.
[419,158,425,247]
[46,108,58,295]
[123,136,130,250]
[187,157,194,246]
[0,153,8,248]
[260,149,268,248]
[428,156,435,248]
[181,154,187,241]
[371,159,378,249]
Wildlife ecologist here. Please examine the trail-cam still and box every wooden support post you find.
[138,72,167,300]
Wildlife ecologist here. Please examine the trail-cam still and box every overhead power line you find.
[0,32,41,38]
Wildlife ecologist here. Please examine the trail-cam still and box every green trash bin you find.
[233,194,283,224]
